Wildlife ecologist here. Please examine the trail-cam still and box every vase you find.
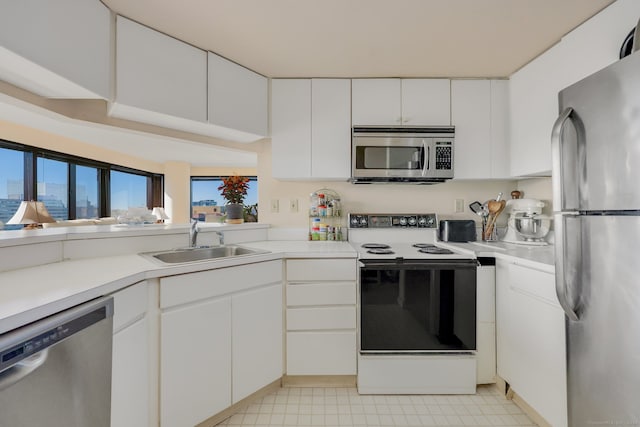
[225,203,244,224]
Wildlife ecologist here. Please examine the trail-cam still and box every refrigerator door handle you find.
[554,212,580,321]
[551,107,574,210]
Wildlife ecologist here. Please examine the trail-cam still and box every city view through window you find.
[191,177,258,221]
[0,143,162,228]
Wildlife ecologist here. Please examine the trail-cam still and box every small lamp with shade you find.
[7,201,56,229]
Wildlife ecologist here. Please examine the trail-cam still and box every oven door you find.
[359,259,477,353]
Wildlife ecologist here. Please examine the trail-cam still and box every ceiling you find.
[101,0,615,78]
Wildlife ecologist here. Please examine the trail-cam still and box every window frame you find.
[190,175,258,221]
[0,139,164,221]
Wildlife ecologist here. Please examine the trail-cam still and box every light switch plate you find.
[270,199,279,213]
[289,199,298,213]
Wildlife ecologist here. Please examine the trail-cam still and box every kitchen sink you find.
[141,245,269,264]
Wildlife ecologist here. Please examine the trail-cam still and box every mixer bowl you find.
[513,215,551,240]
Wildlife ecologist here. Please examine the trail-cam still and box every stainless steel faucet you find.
[190,219,199,247]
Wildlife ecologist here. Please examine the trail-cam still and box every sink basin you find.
[142,245,268,264]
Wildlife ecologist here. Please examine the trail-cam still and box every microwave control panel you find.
[435,141,453,170]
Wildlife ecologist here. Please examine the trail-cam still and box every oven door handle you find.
[359,260,478,269]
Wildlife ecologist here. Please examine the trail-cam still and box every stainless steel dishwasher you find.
[0,297,114,427]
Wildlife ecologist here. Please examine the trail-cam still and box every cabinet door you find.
[208,52,268,136]
[232,283,283,403]
[495,260,514,383]
[401,79,451,125]
[509,43,563,177]
[161,297,231,427]
[311,79,352,179]
[490,80,511,179]
[112,318,149,427]
[508,267,567,427]
[114,16,207,122]
[451,79,491,179]
[271,79,312,179]
[352,79,401,126]
[0,0,110,99]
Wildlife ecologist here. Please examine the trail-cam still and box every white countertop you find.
[0,230,555,335]
[0,240,356,334]
[438,240,555,272]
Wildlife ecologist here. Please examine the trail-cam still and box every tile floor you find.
[216,385,537,426]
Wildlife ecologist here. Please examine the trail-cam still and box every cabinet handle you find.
[395,117,402,123]
[402,117,410,123]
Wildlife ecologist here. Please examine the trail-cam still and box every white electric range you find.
[348,213,479,395]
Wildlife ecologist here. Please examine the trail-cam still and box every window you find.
[0,146,24,228]
[75,165,99,219]
[0,139,164,228]
[191,176,258,221]
[110,170,149,219]
[37,157,69,221]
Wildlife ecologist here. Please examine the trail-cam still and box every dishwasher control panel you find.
[0,304,109,372]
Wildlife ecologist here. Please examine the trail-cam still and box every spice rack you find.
[308,188,345,241]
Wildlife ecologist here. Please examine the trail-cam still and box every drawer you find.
[508,262,558,306]
[286,259,356,281]
[287,307,356,330]
[287,282,355,306]
[286,331,356,375]
[112,281,148,333]
[160,260,282,308]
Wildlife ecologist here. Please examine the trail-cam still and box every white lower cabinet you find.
[159,260,283,427]
[111,281,151,427]
[232,283,283,402]
[496,260,567,427]
[285,258,357,376]
[161,297,232,427]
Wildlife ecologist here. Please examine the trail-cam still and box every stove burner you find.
[418,247,454,255]
[367,248,395,255]
[412,243,437,249]
[361,243,391,249]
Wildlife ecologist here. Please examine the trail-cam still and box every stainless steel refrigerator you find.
[552,50,640,427]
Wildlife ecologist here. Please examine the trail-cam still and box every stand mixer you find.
[501,198,551,245]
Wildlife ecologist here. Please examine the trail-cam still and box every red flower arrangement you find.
[218,175,249,205]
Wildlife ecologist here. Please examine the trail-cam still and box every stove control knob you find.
[350,216,360,227]
[408,216,417,226]
[426,216,436,227]
[359,217,368,227]
[418,216,427,227]
[399,217,408,226]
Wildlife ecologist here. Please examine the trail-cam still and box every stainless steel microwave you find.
[351,126,455,184]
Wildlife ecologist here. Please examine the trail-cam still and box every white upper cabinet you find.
[271,78,351,180]
[452,80,491,179]
[509,0,640,177]
[311,79,352,179]
[401,79,451,125]
[271,79,312,179]
[352,78,450,126]
[452,79,509,180]
[352,79,401,126]
[0,0,110,98]
[208,52,268,138]
[112,16,207,124]
[490,80,511,179]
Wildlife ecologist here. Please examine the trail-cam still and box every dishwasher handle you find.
[0,349,48,391]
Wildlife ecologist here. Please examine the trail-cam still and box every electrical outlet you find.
[270,199,279,213]
[289,199,298,213]
[455,198,465,213]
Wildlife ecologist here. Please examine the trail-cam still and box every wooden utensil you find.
[484,199,506,240]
